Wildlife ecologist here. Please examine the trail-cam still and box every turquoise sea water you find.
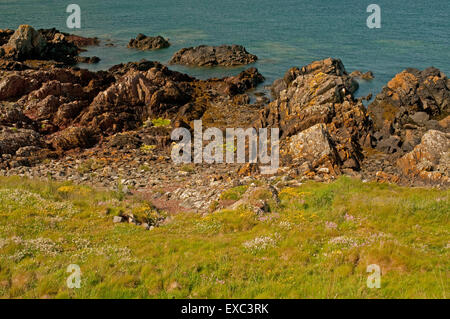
[1,0,449,98]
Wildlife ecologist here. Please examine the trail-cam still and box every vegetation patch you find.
[0,176,448,298]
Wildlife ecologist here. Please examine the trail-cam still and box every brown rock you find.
[51,126,97,151]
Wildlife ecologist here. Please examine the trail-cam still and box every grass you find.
[0,176,448,299]
[151,118,171,127]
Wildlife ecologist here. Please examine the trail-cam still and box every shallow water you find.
[1,0,449,98]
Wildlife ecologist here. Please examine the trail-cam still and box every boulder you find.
[397,130,449,183]
[169,45,257,67]
[228,185,279,214]
[128,34,170,50]
[0,25,47,60]
[0,126,43,155]
[288,123,338,172]
[50,126,97,151]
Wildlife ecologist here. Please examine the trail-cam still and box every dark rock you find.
[0,126,43,155]
[368,67,449,154]
[39,28,100,47]
[128,34,170,50]
[169,44,258,67]
[76,56,101,64]
[0,29,14,46]
[350,70,374,80]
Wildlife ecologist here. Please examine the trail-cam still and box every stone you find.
[289,123,335,166]
[113,216,124,223]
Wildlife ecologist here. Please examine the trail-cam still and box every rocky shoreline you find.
[0,25,449,213]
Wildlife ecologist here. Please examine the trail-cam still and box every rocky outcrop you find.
[368,67,449,154]
[0,25,47,61]
[0,47,264,167]
[38,28,99,47]
[397,130,449,183]
[259,58,370,173]
[169,45,257,67]
[0,25,100,66]
[270,58,359,100]
[128,34,170,50]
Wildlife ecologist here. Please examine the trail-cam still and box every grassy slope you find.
[0,176,448,299]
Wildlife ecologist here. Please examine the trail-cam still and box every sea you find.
[1,0,449,99]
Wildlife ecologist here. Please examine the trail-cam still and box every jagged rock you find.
[0,74,29,100]
[259,58,371,172]
[39,28,99,47]
[0,25,47,60]
[169,45,257,67]
[0,25,98,65]
[271,57,357,99]
[80,69,191,133]
[128,34,170,50]
[397,130,449,183]
[368,67,449,154]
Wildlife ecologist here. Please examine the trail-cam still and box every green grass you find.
[0,176,448,299]
[151,118,171,127]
